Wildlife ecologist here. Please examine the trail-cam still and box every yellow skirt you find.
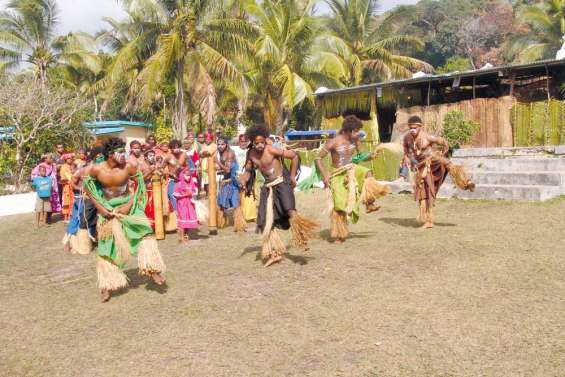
[240,192,257,221]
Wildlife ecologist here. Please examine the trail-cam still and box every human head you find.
[197,133,205,144]
[169,139,182,154]
[63,153,74,164]
[205,133,213,145]
[145,149,156,164]
[246,125,270,153]
[43,153,54,165]
[77,149,86,161]
[159,143,169,153]
[181,167,191,182]
[129,140,142,157]
[408,115,423,136]
[341,115,363,139]
[55,144,65,155]
[217,136,230,153]
[238,134,249,150]
[89,146,104,164]
[38,165,46,177]
[103,137,126,166]
[146,135,156,147]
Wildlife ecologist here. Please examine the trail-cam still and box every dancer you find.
[402,116,475,228]
[239,126,318,267]
[316,115,390,243]
[84,138,166,302]
[173,167,199,243]
[216,136,243,230]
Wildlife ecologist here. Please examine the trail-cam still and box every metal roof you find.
[85,120,153,129]
[90,127,125,136]
[314,58,565,97]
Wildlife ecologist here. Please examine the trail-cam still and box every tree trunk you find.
[172,60,186,140]
[14,143,26,193]
[93,95,99,121]
[263,96,286,136]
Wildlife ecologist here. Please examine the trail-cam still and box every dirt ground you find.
[0,191,564,377]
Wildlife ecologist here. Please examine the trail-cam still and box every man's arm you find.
[269,145,299,186]
[428,135,449,155]
[315,140,333,188]
[238,158,254,187]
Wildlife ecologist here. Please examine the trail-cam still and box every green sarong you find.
[330,164,370,224]
[84,171,152,265]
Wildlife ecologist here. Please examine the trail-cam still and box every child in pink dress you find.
[173,168,199,243]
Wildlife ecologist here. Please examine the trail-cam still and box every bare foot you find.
[421,222,434,229]
[366,203,381,214]
[264,255,283,267]
[100,289,111,303]
[334,238,345,244]
[150,272,165,285]
[63,242,71,253]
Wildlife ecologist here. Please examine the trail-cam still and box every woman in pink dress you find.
[173,167,199,243]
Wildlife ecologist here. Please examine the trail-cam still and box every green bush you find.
[442,110,480,153]
[154,109,173,144]
[436,56,472,74]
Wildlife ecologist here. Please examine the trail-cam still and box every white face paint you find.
[183,173,191,181]
[409,128,419,135]
[113,151,126,163]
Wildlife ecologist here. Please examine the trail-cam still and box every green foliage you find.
[436,56,472,74]
[442,110,480,152]
[154,109,172,144]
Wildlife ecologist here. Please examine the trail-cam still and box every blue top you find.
[32,176,52,198]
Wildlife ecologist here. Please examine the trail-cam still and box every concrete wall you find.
[0,192,35,217]
[96,127,152,151]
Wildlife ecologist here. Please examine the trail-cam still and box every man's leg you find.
[36,212,41,228]
[418,199,433,229]
[137,237,166,285]
[97,256,128,303]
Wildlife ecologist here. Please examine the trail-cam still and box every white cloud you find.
[0,0,419,36]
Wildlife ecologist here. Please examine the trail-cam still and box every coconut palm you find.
[0,0,59,83]
[508,0,565,63]
[322,0,432,86]
[243,0,346,133]
[106,0,252,138]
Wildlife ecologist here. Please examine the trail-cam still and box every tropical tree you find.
[508,0,565,62]
[321,0,432,87]
[0,0,59,83]
[105,0,250,138]
[243,0,345,133]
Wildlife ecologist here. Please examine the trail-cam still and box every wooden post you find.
[152,174,165,240]
[207,154,218,235]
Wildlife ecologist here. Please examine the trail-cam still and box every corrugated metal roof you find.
[91,127,125,136]
[85,120,153,129]
[314,58,565,97]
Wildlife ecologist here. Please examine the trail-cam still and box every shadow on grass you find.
[379,217,456,228]
[240,246,314,265]
[319,229,376,242]
[109,269,168,299]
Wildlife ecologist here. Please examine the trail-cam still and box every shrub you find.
[442,110,480,153]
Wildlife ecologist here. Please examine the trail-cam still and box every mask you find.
[95,155,105,164]
[183,174,191,181]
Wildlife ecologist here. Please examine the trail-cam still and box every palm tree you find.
[508,0,565,63]
[53,32,107,119]
[106,0,251,138]
[243,0,345,133]
[0,0,59,84]
[322,0,432,86]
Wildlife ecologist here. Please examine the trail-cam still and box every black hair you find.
[245,125,269,145]
[217,135,230,146]
[169,139,181,149]
[102,137,126,158]
[408,115,423,124]
[88,146,104,161]
[342,115,363,133]
[130,140,141,148]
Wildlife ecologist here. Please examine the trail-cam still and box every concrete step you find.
[439,184,562,201]
[383,181,562,201]
[453,146,561,158]
[470,171,564,187]
[452,157,565,172]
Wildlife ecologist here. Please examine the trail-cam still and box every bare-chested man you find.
[84,138,166,302]
[239,126,318,267]
[316,115,390,243]
[403,115,475,229]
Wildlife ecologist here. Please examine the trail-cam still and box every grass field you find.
[1,191,564,377]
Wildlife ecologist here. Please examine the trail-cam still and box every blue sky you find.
[0,0,419,35]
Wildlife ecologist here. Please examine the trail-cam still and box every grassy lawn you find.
[1,191,564,377]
